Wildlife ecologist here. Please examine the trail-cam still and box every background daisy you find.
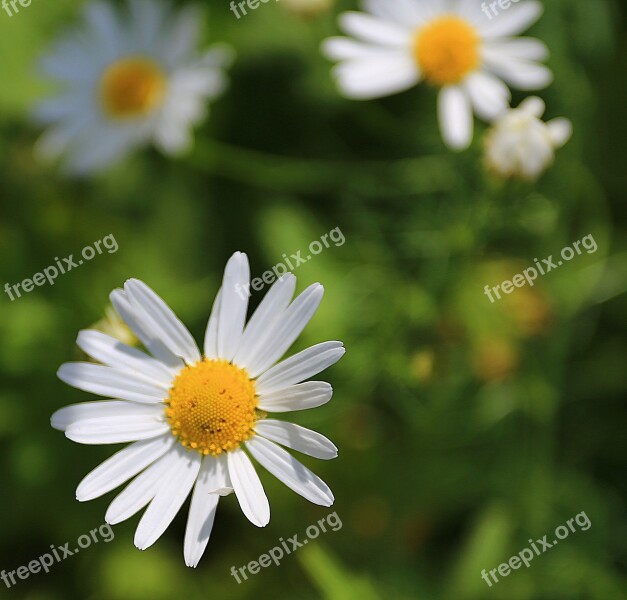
[322,0,553,149]
[33,0,233,174]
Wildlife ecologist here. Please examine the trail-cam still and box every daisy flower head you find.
[34,0,233,175]
[322,0,553,150]
[484,96,572,180]
[52,252,344,567]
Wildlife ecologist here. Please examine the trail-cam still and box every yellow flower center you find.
[165,359,259,456]
[414,16,481,86]
[99,56,166,118]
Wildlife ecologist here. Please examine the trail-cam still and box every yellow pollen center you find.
[165,359,259,456]
[414,16,481,86]
[99,56,166,118]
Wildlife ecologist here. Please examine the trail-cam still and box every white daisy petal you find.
[246,283,325,378]
[255,342,345,395]
[547,118,573,147]
[257,381,333,413]
[76,330,174,387]
[339,11,412,46]
[255,420,338,460]
[519,95,546,117]
[227,448,270,527]
[485,37,549,62]
[246,437,334,507]
[464,71,511,121]
[203,288,222,359]
[76,435,175,501]
[183,455,229,568]
[332,54,421,100]
[134,446,201,550]
[57,363,166,404]
[124,279,201,365]
[65,412,169,445]
[110,289,185,372]
[52,400,160,431]
[217,252,250,361]
[105,448,178,525]
[233,274,296,372]
[483,50,553,90]
[438,85,474,150]
[480,1,543,38]
[364,0,436,26]
[207,453,233,496]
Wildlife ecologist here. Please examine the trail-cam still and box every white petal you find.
[105,448,178,524]
[76,330,174,387]
[246,437,334,507]
[76,435,175,501]
[255,420,338,460]
[183,456,224,568]
[110,289,185,372]
[518,96,546,117]
[233,274,296,372]
[58,363,166,404]
[216,252,250,361]
[203,288,222,359]
[124,279,201,365]
[51,400,155,431]
[331,54,420,100]
[257,381,333,413]
[438,85,474,150]
[134,446,201,550]
[480,1,543,38]
[484,37,549,62]
[255,342,345,395]
[483,50,553,90]
[339,11,412,46]
[464,71,511,121]
[207,453,234,496]
[363,0,435,26]
[246,283,324,378]
[547,118,573,148]
[227,448,270,527]
[65,412,169,445]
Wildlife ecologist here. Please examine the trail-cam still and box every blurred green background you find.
[1,0,626,598]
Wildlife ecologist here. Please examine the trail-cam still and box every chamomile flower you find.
[484,96,572,180]
[34,0,233,174]
[52,252,344,567]
[322,0,553,149]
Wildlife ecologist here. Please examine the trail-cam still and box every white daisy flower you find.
[52,252,344,567]
[484,96,572,180]
[322,0,553,150]
[34,0,233,174]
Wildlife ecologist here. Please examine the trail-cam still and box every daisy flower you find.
[52,252,344,567]
[34,0,233,174]
[484,96,572,180]
[322,0,553,150]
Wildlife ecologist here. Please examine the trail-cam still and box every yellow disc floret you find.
[100,56,166,118]
[414,16,481,86]
[165,359,259,456]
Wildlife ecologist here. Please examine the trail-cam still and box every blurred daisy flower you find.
[34,0,233,175]
[484,96,572,180]
[322,0,552,150]
[52,252,344,567]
